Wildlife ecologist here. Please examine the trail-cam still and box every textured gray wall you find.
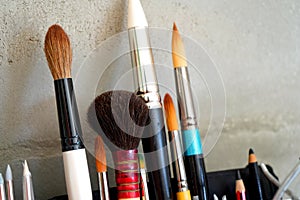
[0,0,300,199]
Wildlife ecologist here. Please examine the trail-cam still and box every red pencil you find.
[236,170,246,200]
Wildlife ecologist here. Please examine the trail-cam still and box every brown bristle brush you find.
[44,24,92,200]
[94,90,149,200]
[95,136,110,200]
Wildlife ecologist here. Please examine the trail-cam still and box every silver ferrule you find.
[6,181,14,200]
[175,67,198,130]
[98,172,110,200]
[0,184,6,200]
[23,175,34,200]
[169,130,188,191]
[128,27,161,109]
[140,169,150,200]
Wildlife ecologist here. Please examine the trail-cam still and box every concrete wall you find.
[0,0,299,199]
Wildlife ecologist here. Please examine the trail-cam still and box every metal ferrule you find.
[0,183,6,200]
[169,130,188,192]
[6,181,14,200]
[128,27,161,109]
[174,67,198,130]
[98,172,110,200]
[140,169,150,200]
[23,175,34,200]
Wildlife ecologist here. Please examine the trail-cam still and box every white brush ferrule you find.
[62,149,92,200]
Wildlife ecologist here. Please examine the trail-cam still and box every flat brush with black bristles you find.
[95,90,149,200]
[44,24,92,200]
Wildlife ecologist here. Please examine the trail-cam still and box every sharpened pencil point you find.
[249,148,254,155]
[248,148,257,163]
[23,160,31,176]
[6,164,12,181]
[236,170,241,180]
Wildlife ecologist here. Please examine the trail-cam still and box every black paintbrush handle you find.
[142,108,173,200]
[249,163,264,200]
[184,154,209,200]
[54,78,85,151]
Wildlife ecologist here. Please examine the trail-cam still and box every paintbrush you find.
[5,165,14,200]
[138,154,149,200]
[94,90,149,200]
[23,160,34,200]
[163,93,191,200]
[172,22,209,199]
[0,173,6,200]
[44,24,92,200]
[95,136,110,200]
[128,0,173,199]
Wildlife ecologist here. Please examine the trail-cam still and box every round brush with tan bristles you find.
[95,136,110,200]
[172,22,209,200]
[94,90,149,200]
[44,24,92,200]
[164,93,191,200]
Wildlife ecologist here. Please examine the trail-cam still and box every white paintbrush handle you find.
[62,149,93,200]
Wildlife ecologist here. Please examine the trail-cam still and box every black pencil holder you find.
[49,164,278,200]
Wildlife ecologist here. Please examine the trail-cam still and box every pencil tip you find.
[6,164,12,181]
[249,148,254,155]
[23,160,31,176]
[236,170,241,180]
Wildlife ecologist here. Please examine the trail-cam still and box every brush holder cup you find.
[49,164,278,200]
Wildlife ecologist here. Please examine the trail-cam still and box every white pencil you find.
[5,165,14,200]
[23,161,34,200]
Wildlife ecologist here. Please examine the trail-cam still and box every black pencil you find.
[248,148,263,200]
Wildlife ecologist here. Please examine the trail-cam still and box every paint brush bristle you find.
[172,22,187,68]
[44,24,72,80]
[94,90,149,150]
[95,136,107,173]
[163,93,179,131]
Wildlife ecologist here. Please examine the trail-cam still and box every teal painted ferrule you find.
[182,129,203,156]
